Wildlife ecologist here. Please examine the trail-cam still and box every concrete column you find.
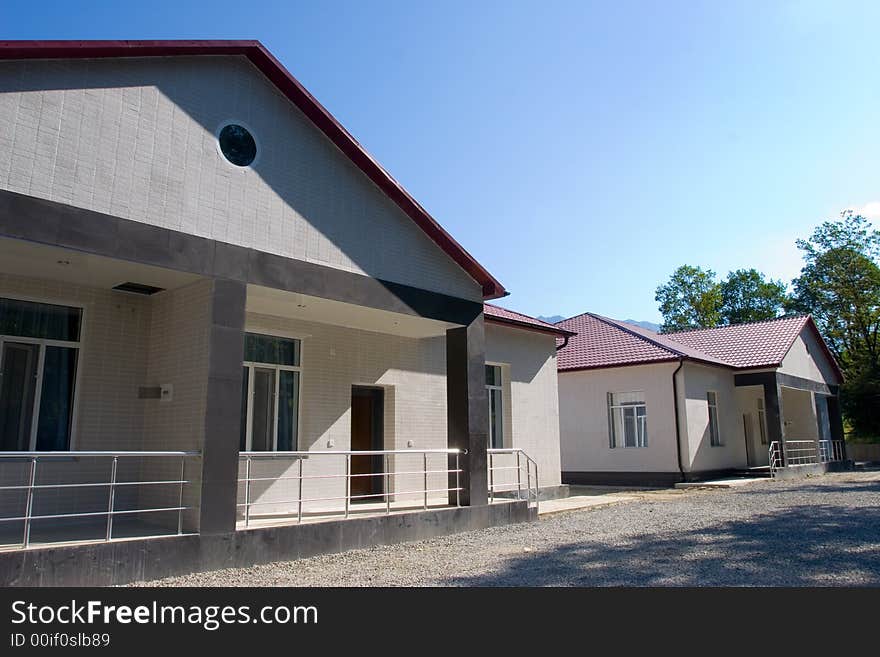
[446,313,488,506]
[827,394,847,460]
[763,378,786,466]
[199,279,247,534]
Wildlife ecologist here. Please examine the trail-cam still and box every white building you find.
[556,313,845,485]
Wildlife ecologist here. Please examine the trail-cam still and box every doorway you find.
[350,386,384,501]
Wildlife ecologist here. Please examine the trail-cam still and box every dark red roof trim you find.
[0,40,507,300]
[484,303,576,338]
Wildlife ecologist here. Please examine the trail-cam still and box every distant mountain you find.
[537,315,565,324]
[622,319,660,332]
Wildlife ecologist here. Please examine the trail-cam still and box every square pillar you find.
[827,394,847,460]
[446,313,488,506]
[199,279,247,534]
[763,378,786,466]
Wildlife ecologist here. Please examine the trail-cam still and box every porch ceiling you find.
[246,284,457,338]
[0,236,202,291]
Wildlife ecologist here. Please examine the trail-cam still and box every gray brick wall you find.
[0,56,482,301]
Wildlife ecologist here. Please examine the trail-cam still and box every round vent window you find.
[218,123,257,167]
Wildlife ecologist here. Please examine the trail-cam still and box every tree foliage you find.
[655,265,722,332]
[787,211,880,436]
[656,266,787,332]
[721,269,789,325]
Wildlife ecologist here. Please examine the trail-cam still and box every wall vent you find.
[112,282,165,295]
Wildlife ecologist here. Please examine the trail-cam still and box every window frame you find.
[707,390,722,447]
[485,363,505,449]
[0,293,85,452]
[241,333,304,453]
[607,391,648,449]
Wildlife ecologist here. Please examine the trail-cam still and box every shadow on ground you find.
[444,505,880,587]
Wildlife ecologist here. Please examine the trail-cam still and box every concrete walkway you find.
[674,477,768,490]
[539,492,636,516]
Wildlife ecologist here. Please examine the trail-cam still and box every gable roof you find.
[0,39,507,300]
[484,304,576,338]
[555,312,728,371]
[663,315,843,379]
[556,312,843,380]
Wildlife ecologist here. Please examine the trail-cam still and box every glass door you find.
[0,342,40,451]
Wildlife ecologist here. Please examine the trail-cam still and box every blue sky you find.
[6,1,880,322]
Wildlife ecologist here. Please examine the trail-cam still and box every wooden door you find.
[350,387,384,500]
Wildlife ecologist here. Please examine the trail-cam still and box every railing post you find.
[106,456,118,542]
[22,457,37,548]
[297,457,304,524]
[384,454,391,515]
[526,459,531,506]
[516,450,522,500]
[423,452,428,510]
[455,452,461,508]
[177,456,186,535]
[244,455,251,527]
[488,451,494,504]
[344,454,350,519]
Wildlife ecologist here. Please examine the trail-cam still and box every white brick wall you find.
[0,56,482,301]
[240,312,449,516]
[485,324,562,489]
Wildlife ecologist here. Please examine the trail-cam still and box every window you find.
[707,391,721,446]
[218,123,257,167]
[485,365,504,449]
[240,333,302,452]
[0,297,82,451]
[756,397,768,445]
[608,391,647,448]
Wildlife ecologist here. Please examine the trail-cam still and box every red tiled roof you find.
[556,312,843,380]
[555,313,680,370]
[0,40,507,300]
[484,304,576,337]
[663,315,811,369]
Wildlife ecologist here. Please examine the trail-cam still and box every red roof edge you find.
[485,315,577,338]
[0,39,507,300]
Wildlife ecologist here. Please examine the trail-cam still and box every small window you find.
[757,397,768,445]
[485,365,503,449]
[707,391,722,446]
[218,123,257,167]
[608,391,647,448]
[241,333,302,452]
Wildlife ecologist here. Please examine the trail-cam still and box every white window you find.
[707,391,722,446]
[486,365,504,449]
[0,297,82,451]
[240,333,302,452]
[756,397,768,445]
[608,391,647,448]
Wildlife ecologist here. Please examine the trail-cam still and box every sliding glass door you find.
[0,297,82,452]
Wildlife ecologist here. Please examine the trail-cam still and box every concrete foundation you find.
[0,501,533,587]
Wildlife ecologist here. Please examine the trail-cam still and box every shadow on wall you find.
[442,501,880,586]
[1,57,484,307]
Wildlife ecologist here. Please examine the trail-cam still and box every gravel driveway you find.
[137,470,880,587]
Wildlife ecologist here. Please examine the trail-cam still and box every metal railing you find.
[487,448,539,509]
[237,448,463,527]
[819,439,846,464]
[768,441,783,476]
[0,451,201,549]
[768,439,846,477]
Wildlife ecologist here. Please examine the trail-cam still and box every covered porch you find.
[734,371,847,477]
[0,232,532,551]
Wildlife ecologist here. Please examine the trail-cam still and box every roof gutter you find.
[671,357,686,481]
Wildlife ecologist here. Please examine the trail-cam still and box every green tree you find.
[655,265,722,332]
[720,269,788,325]
[787,211,880,436]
